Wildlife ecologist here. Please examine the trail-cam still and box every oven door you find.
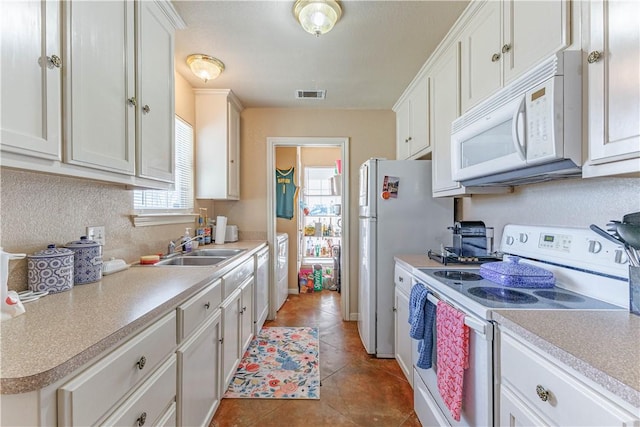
[412,284,494,427]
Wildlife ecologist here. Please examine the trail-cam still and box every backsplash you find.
[0,169,202,291]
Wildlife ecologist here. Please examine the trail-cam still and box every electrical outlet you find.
[86,226,106,246]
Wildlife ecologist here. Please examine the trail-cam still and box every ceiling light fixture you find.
[293,0,342,37]
[186,54,225,83]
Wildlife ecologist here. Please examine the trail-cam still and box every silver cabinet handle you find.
[536,384,549,402]
[128,97,137,107]
[587,50,602,64]
[399,277,404,282]
[136,356,146,370]
[501,44,511,54]
[491,53,501,62]
[142,104,151,114]
[137,411,147,426]
[204,301,210,309]
[47,55,62,68]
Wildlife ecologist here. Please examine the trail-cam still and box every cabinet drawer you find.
[58,312,177,426]
[177,279,222,341]
[500,332,638,426]
[100,355,176,426]
[223,258,253,299]
[394,264,413,296]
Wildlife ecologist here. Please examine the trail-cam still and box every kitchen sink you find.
[183,248,247,257]
[153,256,228,266]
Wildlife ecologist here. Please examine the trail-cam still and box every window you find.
[303,167,339,215]
[133,116,194,212]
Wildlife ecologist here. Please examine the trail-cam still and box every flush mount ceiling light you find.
[293,0,342,37]
[186,54,225,83]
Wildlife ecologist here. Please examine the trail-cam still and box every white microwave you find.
[451,51,582,186]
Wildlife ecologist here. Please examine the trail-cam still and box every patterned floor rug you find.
[224,326,320,399]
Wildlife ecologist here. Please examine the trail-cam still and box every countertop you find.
[395,253,640,410]
[0,240,266,394]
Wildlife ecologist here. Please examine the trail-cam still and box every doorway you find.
[266,137,350,322]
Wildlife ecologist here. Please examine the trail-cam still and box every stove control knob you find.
[505,235,515,246]
[614,249,628,265]
[519,233,528,243]
[588,240,602,254]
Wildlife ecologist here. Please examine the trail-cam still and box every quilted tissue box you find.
[480,256,555,288]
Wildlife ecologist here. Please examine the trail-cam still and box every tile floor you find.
[211,290,420,426]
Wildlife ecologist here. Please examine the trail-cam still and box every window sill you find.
[131,212,198,227]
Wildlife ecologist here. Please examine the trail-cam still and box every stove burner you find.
[468,287,539,304]
[533,290,585,302]
[434,271,483,281]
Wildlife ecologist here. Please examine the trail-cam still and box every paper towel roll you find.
[215,216,227,244]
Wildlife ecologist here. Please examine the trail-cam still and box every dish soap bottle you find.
[183,228,193,253]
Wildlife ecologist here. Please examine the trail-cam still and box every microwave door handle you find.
[512,96,527,160]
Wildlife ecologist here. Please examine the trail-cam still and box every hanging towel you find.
[408,284,436,369]
[436,301,470,422]
[408,284,428,339]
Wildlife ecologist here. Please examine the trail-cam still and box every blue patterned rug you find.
[224,327,320,399]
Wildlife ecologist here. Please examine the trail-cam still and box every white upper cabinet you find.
[1,0,183,189]
[394,74,430,160]
[136,0,176,182]
[195,89,243,200]
[64,0,136,175]
[1,0,62,160]
[583,0,640,178]
[460,0,569,112]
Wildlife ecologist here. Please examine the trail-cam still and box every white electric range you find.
[410,224,629,427]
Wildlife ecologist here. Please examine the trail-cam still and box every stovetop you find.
[415,267,623,316]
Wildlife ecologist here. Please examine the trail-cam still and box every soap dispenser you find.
[183,228,193,253]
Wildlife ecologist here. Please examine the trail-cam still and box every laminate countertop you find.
[0,241,266,394]
[395,253,640,411]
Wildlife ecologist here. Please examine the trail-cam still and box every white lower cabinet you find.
[100,355,177,427]
[221,288,242,394]
[499,329,639,426]
[177,310,222,427]
[58,312,177,426]
[239,276,255,353]
[393,264,414,386]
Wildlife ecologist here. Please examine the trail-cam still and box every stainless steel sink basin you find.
[154,256,228,266]
[184,248,247,257]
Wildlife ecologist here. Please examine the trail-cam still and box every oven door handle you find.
[426,293,487,337]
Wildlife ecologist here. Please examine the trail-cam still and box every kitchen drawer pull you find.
[136,356,147,370]
[501,43,511,54]
[128,97,137,107]
[204,301,211,309]
[587,50,602,64]
[536,384,550,402]
[142,104,151,114]
[399,276,404,282]
[491,53,501,62]
[137,411,147,426]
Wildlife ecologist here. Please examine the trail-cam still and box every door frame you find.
[266,137,350,321]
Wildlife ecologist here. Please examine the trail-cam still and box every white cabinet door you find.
[64,0,136,174]
[136,0,175,182]
[240,277,254,354]
[503,0,568,84]
[177,311,221,427]
[395,99,411,160]
[584,0,640,176]
[431,42,463,196]
[394,287,412,387]
[195,89,243,200]
[1,0,62,160]
[220,289,242,394]
[227,101,241,199]
[395,75,430,159]
[460,0,502,112]
[499,385,550,427]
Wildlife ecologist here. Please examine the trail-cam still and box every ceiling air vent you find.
[295,90,326,100]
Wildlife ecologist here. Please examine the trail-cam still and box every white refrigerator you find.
[358,159,453,357]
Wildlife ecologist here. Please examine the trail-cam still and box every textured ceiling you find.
[173,0,469,109]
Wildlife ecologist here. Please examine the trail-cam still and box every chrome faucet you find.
[167,235,201,256]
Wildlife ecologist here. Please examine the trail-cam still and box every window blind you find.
[133,116,194,211]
